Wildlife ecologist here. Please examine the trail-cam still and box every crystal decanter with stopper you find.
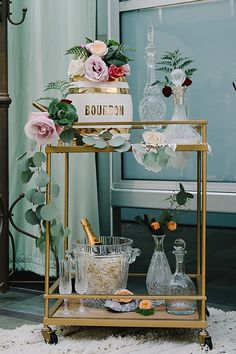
[139,24,166,129]
[163,69,201,144]
[166,238,197,315]
[146,234,172,305]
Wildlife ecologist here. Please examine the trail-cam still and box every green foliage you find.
[25,209,40,225]
[19,150,68,254]
[81,130,131,152]
[48,99,78,127]
[59,128,76,144]
[153,49,197,87]
[21,169,34,184]
[136,308,155,316]
[65,45,88,59]
[135,183,194,235]
[44,80,72,98]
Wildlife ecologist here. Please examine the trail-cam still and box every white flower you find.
[68,58,85,78]
[142,131,166,146]
[86,40,108,57]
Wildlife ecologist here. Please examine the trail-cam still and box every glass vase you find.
[163,86,201,144]
[166,239,197,315]
[146,235,172,305]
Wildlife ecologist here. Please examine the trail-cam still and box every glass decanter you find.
[163,69,201,144]
[146,235,172,305]
[166,238,197,315]
[139,24,166,129]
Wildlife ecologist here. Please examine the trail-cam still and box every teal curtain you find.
[8,0,99,275]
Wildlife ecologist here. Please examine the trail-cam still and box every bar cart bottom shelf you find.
[41,300,212,349]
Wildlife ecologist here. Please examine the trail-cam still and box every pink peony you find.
[108,64,125,79]
[84,55,109,82]
[24,112,61,145]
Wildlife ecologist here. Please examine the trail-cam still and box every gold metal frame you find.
[42,120,208,336]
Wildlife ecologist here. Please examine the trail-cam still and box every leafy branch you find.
[44,80,72,98]
[19,151,70,255]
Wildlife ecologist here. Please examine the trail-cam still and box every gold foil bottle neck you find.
[80,217,102,246]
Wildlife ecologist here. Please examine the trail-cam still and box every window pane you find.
[121,1,236,182]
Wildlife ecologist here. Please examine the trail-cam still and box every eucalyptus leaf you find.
[27,157,36,168]
[156,150,169,167]
[114,141,131,152]
[40,204,57,221]
[60,128,75,144]
[52,184,60,198]
[25,209,40,225]
[32,191,45,205]
[109,136,125,147]
[25,188,37,202]
[82,136,96,146]
[142,152,156,165]
[35,232,46,252]
[36,170,50,188]
[35,205,44,219]
[33,152,46,167]
[94,139,108,149]
[50,222,63,237]
[21,169,34,184]
[63,227,71,237]
[99,131,113,141]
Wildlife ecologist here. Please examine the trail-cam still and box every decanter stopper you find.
[170,69,186,86]
[173,238,186,251]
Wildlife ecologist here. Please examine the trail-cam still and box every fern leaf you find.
[65,45,87,59]
[85,37,93,43]
[44,80,71,95]
[36,97,55,102]
[157,60,173,67]
[185,68,197,77]
[179,59,194,69]
[156,66,172,73]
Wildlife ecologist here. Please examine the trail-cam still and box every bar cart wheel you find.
[198,329,213,350]
[41,325,58,345]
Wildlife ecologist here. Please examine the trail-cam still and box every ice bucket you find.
[68,236,141,295]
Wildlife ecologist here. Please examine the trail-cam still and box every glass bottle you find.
[166,238,197,315]
[80,217,102,245]
[163,69,201,144]
[146,234,172,305]
[139,24,166,129]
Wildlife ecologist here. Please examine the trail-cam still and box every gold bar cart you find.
[41,120,212,349]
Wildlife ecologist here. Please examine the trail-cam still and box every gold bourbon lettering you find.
[97,105,102,115]
[91,105,96,115]
[85,105,125,116]
[85,105,90,115]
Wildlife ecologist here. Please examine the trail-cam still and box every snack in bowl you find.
[114,289,134,303]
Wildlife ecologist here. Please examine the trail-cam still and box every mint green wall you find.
[121,2,236,182]
[97,1,236,229]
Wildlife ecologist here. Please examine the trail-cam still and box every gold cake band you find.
[68,87,130,94]
[73,127,130,135]
[72,75,127,83]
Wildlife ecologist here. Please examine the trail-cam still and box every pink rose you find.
[108,64,125,79]
[84,55,109,82]
[24,112,61,145]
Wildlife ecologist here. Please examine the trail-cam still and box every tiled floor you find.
[0,223,235,329]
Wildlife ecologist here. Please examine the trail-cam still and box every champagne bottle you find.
[80,218,102,246]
